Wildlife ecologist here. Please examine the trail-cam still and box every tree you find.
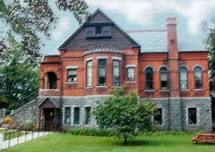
[93,88,156,144]
[0,0,89,62]
[207,27,215,91]
[0,34,39,109]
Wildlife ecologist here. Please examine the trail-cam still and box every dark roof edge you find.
[58,9,140,50]
[44,55,60,57]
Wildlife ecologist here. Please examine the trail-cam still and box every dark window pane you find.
[84,107,91,125]
[85,27,95,38]
[64,107,71,125]
[145,67,153,89]
[188,108,197,124]
[194,66,203,89]
[98,59,107,86]
[47,72,57,89]
[96,25,102,34]
[154,108,162,125]
[103,26,112,37]
[113,60,120,86]
[74,107,80,125]
[160,67,168,89]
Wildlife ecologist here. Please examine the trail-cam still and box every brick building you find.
[39,10,212,131]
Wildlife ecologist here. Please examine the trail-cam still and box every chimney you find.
[166,18,178,59]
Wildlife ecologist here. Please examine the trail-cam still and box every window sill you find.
[180,89,190,92]
[194,89,204,91]
[159,89,169,92]
[66,82,78,85]
[96,85,108,88]
[85,86,94,89]
[144,89,155,92]
[126,81,136,83]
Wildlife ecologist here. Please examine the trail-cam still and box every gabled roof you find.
[58,9,140,50]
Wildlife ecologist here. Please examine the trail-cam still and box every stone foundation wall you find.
[150,97,212,132]
[10,96,212,132]
[11,100,39,126]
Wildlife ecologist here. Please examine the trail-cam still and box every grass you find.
[2,132,215,152]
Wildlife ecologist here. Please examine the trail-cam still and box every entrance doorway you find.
[43,108,60,131]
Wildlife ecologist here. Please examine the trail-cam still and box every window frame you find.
[179,66,188,90]
[145,67,154,90]
[86,60,93,87]
[160,67,168,90]
[187,107,197,125]
[194,66,203,89]
[112,60,121,86]
[127,67,135,81]
[84,107,91,125]
[67,68,78,83]
[73,107,80,125]
[153,108,163,125]
[97,58,107,86]
[64,107,71,125]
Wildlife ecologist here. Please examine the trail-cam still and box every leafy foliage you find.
[207,28,215,90]
[94,88,156,144]
[0,0,89,61]
[0,34,39,109]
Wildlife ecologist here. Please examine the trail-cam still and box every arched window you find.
[194,66,203,89]
[179,66,188,90]
[145,67,153,90]
[46,72,57,89]
[160,67,168,90]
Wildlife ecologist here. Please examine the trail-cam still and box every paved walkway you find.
[0,132,50,150]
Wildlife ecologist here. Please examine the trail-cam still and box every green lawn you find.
[3,133,215,152]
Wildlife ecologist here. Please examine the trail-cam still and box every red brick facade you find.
[40,12,209,99]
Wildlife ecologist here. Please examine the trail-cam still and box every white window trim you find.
[126,64,136,68]
[63,106,71,126]
[97,56,108,59]
[112,56,122,61]
[85,57,93,62]
[66,66,78,69]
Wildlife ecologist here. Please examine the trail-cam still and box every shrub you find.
[66,128,115,137]
[94,87,156,144]
[3,116,13,125]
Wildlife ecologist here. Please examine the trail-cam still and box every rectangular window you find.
[102,26,112,37]
[127,67,135,81]
[113,60,120,86]
[73,107,80,125]
[86,60,93,87]
[98,59,107,86]
[67,68,77,82]
[154,108,162,125]
[160,73,168,89]
[85,27,95,38]
[188,108,197,124]
[84,107,91,125]
[64,107,71,125]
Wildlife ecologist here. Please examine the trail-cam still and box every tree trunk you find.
[123,135,128,144]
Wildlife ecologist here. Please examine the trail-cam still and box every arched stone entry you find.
[39,98,60,131]
[45,72,57,89]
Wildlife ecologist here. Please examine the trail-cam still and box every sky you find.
[2,0,215,55]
